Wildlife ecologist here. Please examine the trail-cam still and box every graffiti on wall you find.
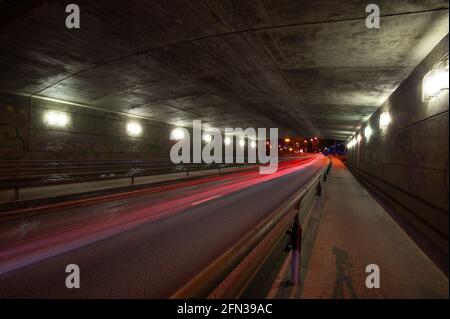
[91,139,162,155]
[30,129,164,159]
[0,123,25,160]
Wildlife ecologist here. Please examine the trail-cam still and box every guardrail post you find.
[291,213,302,285]
[131,175,135,186]
[317,181,322,196]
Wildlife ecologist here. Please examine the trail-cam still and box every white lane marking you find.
[191,194,223,206]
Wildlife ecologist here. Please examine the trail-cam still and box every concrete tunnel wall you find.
[0,91,175,161]
[346,35,449,270]
[0,92,265,162]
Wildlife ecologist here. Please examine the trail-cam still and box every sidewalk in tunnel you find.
[274,158,448,299]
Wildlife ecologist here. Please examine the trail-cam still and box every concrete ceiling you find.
[0,0,448,139]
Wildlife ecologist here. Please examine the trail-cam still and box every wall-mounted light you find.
[379,111,391,129]
[250,141,257,148]
[347,137,356,149]
[203,133,212,143]
[364,125,373,141]
[284,138,290,143]
[170,128,185,140]
[357,134,362,142]
[224,137,231,146]
[127,122,142,137]
[239,139,245,147]
[422,59,449,102]
[45,110,68,127]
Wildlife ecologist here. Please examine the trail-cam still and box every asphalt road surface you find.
[0,155,327,298]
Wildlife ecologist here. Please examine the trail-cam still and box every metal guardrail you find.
[0,156,306,201]
[0,162,256,201]
[171,158,332,299]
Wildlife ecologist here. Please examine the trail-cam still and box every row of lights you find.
[280,136,318,153]
[171,127,258,148]
[279,145,305,153]
[39,58,449,143]
[43,107,325,147]
[44,110,144,137]
[348,57,448,149]
[347,112,381,149]
[45,112,261,146]
[285,137,318,143]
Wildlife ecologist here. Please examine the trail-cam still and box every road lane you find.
[0,156,327,298]
[0,156,318,268]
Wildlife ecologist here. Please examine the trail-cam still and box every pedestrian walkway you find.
[272,158,448,299]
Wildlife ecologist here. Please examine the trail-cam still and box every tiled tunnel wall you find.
[0,91,174,161]
[346,35,449,272]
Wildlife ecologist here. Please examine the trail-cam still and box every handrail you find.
[171,157,331,298]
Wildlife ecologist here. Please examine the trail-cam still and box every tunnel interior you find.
[0,0,448,300]
[0,1,448,161]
